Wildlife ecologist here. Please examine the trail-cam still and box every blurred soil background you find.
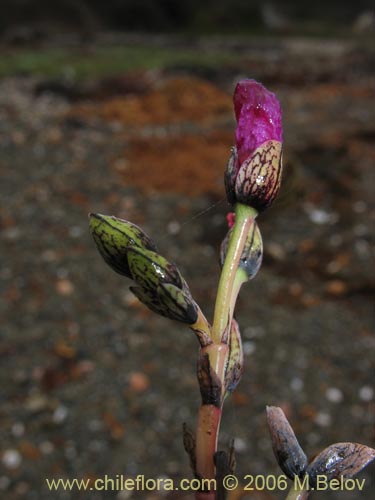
[0,1,374,499]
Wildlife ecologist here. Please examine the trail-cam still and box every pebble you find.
[243,341,256,355]
[11,422,25,437]
[353,200,367,213]
[290,377,304,392]
[325,280,348,296]
[167,220,180,235]
[233,437,248,453]
[39,441,54,455]
[52,405,68,424]
[325,387,344,403]
[2,449,22,469]
[128,372,150,393]
[359,385,373,402]
[314,412,332,427]
[55,278,75,296]
[306,206,339,225]
[25,393,49,413]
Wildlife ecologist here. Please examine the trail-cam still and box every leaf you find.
[89,213,156,277]
[197,353,222,407]
[266,406,308,479]
[224,319,244,396]
[306,442,375,488]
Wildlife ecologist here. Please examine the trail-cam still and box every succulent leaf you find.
[224,319,244,396]
[266,406,308,479]
[306,442,375,488]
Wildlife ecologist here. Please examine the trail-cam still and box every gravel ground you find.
[0,36,374,499]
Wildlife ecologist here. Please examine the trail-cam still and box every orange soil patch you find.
[74,76,232,127]
[73,76,235,196]
[114,130,234,197]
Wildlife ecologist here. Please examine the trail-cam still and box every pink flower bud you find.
[225,79,283,212]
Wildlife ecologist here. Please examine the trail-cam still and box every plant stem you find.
[211,203,257,344]
[285,487,310,500]
[195,404,222,480]
[194,204,256,498]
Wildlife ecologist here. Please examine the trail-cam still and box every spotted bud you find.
[89,213,199,325]
[234,140,283,211]
[220,220,263,281]
[225,79,283,211]
[126,246,198,324]
[89,213,156,278]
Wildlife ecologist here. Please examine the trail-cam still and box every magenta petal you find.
[234,79,282,165]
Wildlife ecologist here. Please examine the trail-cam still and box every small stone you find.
[325,280,348,296]
[233,437,248,453]
[359,386,373,402]
[56,279,74,296]
[325,387,343,403]
[243,341,256,355]
[306,207,339,225]
[25,393,49,413]
[41,249,59,262]
[54,341,76,359]
[314,412,331,427]
[128,372,150,393]
[52,405,68,424]
[290,377,304,392]
[2,449,22,469]
[353,200,366,213]
[267,242,286,261]
[167,220,180,235]
[19,441,41,460]
[40,441,54,455]
[11,422,25,437]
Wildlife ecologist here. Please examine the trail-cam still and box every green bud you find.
[220,220,263,281]
[127,246,198,324]
[157,283,198,324]
[89,213,156,278]
[89,213,200,325]
[126,246,183,291]
[130,281,198,325]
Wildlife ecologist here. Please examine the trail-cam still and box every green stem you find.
[211,203,257,344]
[285,487,310,500]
